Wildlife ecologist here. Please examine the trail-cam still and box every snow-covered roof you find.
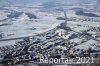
[74,45,90,50]
[70,38,83,43]
[74,39,98,50]
[56,45,66,50]
[82,39,98,45]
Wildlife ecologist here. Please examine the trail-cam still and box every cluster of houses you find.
[0,26,99,65]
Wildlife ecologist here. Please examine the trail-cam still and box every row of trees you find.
[68,17,100,22]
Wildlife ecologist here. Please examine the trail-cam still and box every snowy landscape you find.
[0,0,100,66]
